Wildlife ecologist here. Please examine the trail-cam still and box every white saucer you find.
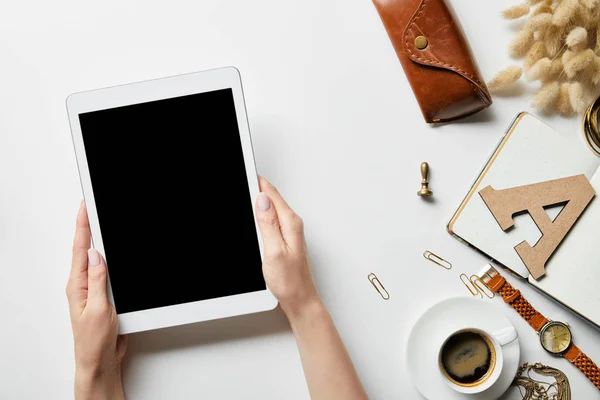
[407,297,520,400]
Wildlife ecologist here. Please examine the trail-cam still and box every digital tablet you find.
[67,67,277,334]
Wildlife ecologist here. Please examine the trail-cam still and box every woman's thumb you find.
[256,193,285,250]
[87,248,108,307]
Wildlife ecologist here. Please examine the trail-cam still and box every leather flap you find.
[403,0,491,102]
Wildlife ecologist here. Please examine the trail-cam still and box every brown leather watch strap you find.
[564,344,600,391]
[480,266,600,392]
[486,273,548,332]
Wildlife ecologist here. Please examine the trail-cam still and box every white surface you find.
[450,113,600,328]
[407,297,520,399]
[67,67,277,334]
[1,0,600,399]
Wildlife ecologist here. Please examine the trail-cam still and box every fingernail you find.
[258,193,271,211]
[88,249,101,267]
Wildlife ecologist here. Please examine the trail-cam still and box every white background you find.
[0,0,599,399]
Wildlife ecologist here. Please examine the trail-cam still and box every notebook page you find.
[451,113,600,277]
[528,170,600,327]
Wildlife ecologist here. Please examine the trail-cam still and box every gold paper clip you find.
[460,273,494,299]
[368,273,390,300]
[423,250,452,270]
[460,273,479,296]
[470,275,494,299]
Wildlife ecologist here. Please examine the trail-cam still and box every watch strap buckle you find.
[475,264,506,293]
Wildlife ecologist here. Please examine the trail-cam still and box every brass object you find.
[512,362,571,400]
[477,263,501,288]
[460,273,480,296]
[415,36,428,50]
[540,322,572,354]
[368,273,390,300]
[417,162,433,197]
[583,95,600,156]
[470,275,494,299]
[461,271,494,299]
[423,250,452,270]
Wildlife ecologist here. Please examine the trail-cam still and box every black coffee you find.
[440,331,493,385]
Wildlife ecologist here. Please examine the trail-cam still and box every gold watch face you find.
[540,322,572,354]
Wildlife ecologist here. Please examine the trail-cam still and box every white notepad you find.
[448,112,600,327]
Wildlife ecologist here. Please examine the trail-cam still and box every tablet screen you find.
[78,89,266,314]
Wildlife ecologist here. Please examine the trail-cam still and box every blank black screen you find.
[79,89,265,314]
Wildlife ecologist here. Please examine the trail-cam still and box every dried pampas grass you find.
[550,57,564,78]
[569,82,587,112]
[528,13,553,30]
[566,27,587,48]
[527,58,553,80]
[524,42,547,68]
[552,0,579,26]
[488,66,523,90]
[557,82,575,114]
[532,82,560,110]
[503,3,531,19]
[510,29,535,57]
[491,0,600,115]
[564,49,595,78]
[562,49,575,64]
[579,6,599,28]
[532,6,554,16]
[592,56,600,84]
[544,25,563,57]
[580,0,598,9]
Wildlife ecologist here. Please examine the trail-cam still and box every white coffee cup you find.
[438,326,518,394]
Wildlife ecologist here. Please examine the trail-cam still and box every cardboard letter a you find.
[479,175,595,279]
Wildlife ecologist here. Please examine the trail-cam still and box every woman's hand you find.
[66,202,127,400]
[255,177,321,318]
[256,178,368,400]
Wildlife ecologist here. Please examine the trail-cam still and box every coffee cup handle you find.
[491,326,518,346]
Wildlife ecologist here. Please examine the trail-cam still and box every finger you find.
[86,249,109,309]
[71,201,91,279]
[256,192,287,256]
[259,177,294,217]
[258,177,305,248]
[67,201,91,315]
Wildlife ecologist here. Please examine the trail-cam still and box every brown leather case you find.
[372,0,492,123]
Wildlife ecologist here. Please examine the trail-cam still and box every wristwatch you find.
[477,264,600,391]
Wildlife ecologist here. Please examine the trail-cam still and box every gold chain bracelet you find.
[512,362,571,400]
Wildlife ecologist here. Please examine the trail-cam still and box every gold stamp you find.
[417,161,433,197]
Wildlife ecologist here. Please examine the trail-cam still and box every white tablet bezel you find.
[67,67,277,334]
